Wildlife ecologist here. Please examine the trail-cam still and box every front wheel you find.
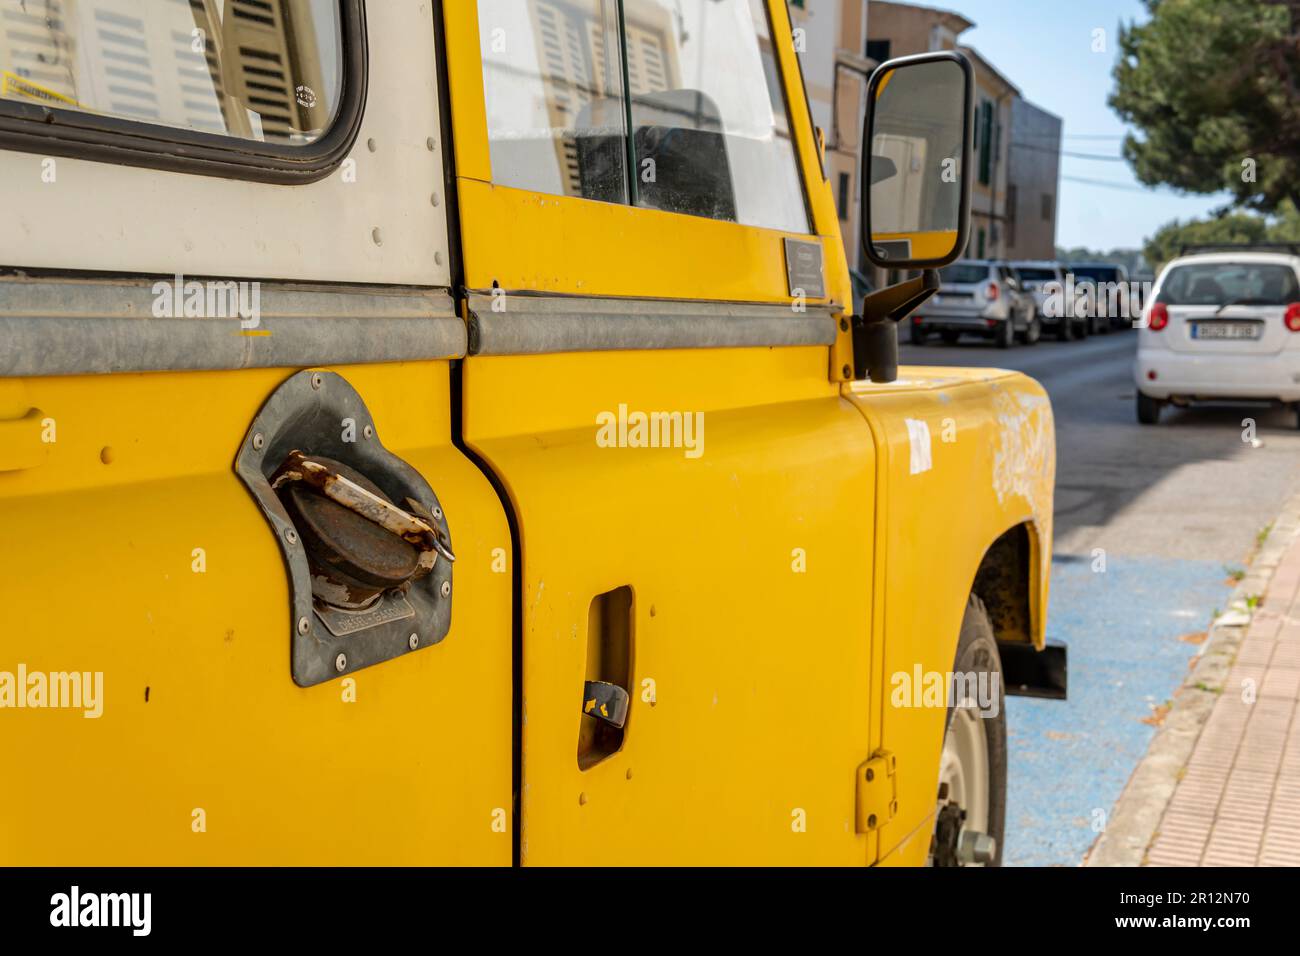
[910,323,926,346]
[1018,315,1041,346]
[930,595,1007,867]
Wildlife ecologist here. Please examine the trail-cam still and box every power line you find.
[1060,174,1152,193]
[1012,140,1127,161]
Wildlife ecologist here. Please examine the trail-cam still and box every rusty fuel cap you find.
[275,455,421,608]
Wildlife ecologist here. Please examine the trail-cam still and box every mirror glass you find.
[867,58,967,265]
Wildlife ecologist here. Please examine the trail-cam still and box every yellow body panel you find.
[0,364,513,864]
[848,367,1055,855]
[464,347,878,864]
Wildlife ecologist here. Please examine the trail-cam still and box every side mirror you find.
[860,51,974,270]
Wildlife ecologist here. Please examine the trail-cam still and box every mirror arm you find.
[850,269,940,383]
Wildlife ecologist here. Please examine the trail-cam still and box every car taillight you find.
[986,281,1000,301]
[1148,302,1169,331]
[1285,303,1300,332]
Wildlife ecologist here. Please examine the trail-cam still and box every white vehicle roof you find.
[1162,251,1300,272]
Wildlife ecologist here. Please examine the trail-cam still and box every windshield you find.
[1015,267,1058,281]
[940,263,991,284]
[1160,263,1300,306]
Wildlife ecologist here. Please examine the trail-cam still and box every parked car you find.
[910,259,1038,348]
[1011,260,1085,341]
[1135,250,1300,426]
[1067,262,1132,332]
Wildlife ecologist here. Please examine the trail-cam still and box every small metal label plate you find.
[784,238,825,299]
[316,593,417,638]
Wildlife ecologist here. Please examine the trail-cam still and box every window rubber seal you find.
[0,0,368,186]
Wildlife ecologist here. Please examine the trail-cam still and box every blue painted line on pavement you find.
[1003,554,1233,867]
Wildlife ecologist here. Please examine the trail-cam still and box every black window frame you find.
[0,0,367,186]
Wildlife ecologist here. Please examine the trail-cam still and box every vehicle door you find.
[445,0,881,864]
[0,0,511,865]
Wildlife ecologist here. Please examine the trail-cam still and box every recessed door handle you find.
[583,681,630,729]
[0,408,51,473]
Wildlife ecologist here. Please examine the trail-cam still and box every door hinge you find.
[855,750,898,833]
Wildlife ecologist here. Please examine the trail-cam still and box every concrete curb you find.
[1083,489,1300,867]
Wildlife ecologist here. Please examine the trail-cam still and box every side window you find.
[477,0,629,203]
[0,0,344,146]
[478,0,809,234]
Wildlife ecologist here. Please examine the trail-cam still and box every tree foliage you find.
[1111,0,1300,212]
[1142,201,1300,270]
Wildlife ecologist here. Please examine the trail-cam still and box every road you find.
[900,329,1300,866]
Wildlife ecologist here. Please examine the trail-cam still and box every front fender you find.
[845,365,1056,859]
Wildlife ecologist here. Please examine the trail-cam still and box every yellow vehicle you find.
[0,0,1058,866]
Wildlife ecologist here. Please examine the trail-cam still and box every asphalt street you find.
[900,328,1300,865]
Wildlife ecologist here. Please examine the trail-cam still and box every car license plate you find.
[1191,321,1261,340]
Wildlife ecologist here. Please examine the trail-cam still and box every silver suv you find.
[910,259,1039,348]
[1011,260,1086,341]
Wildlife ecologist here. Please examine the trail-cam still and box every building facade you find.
[790,0,872,272]
[866,0,1060,263]
[1006,98,1063,260]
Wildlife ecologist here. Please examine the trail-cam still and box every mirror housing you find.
[860,51,974,271]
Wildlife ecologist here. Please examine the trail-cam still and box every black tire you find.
[1137,391,1162,425]
[910,323,926,346]
[941,330,960,345]
[1292,402,1300,430]
[1017,315,1041,346]
[1055,318,1073,342]
[931,595,1007,867]
[995,318,1014,349]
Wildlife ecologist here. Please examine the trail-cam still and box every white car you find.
[1135,250,1300,425]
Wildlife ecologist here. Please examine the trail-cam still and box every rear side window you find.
[0,0,343,144]
[477,0,809,233]
[1015,267,1057,282]
[940,263,990,284]
[1071,266,1118,283]
[1161,262,1300,306]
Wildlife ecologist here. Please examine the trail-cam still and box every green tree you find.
[1111,0,1300,213]
[1142,200,1300,270]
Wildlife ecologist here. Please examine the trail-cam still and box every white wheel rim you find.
[935,706,990,858]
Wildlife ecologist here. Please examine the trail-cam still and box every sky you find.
[939,0,1231,251]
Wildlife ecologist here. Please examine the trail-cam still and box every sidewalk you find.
[1087,491,1300,866]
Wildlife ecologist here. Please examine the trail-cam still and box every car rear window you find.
[1014,267,1057,281]
[939,263,990,284]
[1160,262,1300,306]
[1071,266,1119,282]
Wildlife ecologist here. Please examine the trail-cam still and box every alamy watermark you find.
[152,273,261,330]
[1043,273,1155,324]
[50,886,150,936]
[596,404,705,459]
[0,664,103,718]
[890,664,1001,718]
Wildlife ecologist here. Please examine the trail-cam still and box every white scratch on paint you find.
[905,418,933,475]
